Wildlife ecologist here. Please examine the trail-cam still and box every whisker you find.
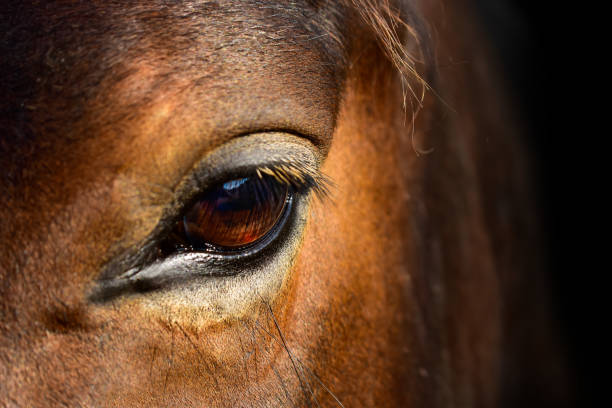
[253,319,344,407]
[242,319,297,407]
[272,364,298,408]
[264,302,320,408]
[290,360,322,408]
[295,358,345,408]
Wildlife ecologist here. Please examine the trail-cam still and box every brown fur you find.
[1,1,568,407]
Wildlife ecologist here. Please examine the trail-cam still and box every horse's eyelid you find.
[122,163,329,273]
[98,135,332,283]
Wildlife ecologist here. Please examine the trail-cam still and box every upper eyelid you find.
[166,133,326,226]
[97,132,325,282]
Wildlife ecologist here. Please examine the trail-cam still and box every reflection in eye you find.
[178,175,289,249]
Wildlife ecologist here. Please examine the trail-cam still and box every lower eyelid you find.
[91,193,308,322]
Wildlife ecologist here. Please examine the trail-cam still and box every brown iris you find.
[179,176,289,249]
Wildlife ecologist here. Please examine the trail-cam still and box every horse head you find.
[0,1,567,406]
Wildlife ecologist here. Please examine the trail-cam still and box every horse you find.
[0,1,569,406]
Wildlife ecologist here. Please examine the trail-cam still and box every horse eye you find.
[175,175,289,250]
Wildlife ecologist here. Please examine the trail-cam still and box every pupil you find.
[180,176,288,249]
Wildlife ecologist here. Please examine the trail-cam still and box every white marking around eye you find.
[101,133,319,326]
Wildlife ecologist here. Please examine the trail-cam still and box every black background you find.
[475,1,591,405]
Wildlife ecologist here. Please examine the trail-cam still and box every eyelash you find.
[255,162,331,197]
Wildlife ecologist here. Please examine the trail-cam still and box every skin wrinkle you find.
[0,1,568,407]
